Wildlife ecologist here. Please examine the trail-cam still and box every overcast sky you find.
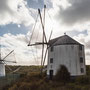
[0,0,90,65]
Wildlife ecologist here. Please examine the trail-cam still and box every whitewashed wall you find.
[47,45,86,76]
[0,64,5,77]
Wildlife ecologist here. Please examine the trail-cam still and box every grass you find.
[1,65,90,90]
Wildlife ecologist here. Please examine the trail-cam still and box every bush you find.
[54,65,70,83]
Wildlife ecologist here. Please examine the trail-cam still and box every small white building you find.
[47,35,86,77]
[0,62,5,77]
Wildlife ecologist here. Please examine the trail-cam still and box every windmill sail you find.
[3,50,16,63]
[28,5,53,73]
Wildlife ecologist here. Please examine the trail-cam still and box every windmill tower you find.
[0,50,16,77]
[47,35,86,78]
[0,51,5,76]
[0,39,16,77]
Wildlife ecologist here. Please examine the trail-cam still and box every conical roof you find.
[49,35,83,46]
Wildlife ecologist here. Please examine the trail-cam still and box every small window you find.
[81,68,84,73]
[79,45,82,50]
[80,57,83,63]
[50,46,54,52]
[50,58,53,63]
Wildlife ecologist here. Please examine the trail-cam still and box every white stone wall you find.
[47,45,86,76]
[0,64,5,77]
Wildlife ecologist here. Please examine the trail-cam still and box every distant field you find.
[0,65,41,90]
[5,65,41,74]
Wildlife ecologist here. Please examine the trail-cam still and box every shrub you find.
[54,65,70,83]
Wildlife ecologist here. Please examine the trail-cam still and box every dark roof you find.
[49,35,83,46]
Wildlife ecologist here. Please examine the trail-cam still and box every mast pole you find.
[38,5,47,73]
[43,5,46,28]
[42,5,46,66]
[0,37,1,60]
[38,9,47,43]
[41,5,46,71]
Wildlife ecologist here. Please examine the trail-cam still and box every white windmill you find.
[0,43,16,77]
[28,5,86,78]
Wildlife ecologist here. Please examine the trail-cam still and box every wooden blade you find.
[28,42,48,46]
[38,9,47,43]
[10,67,21,73]
[2,50,14,60]
[42,46,48,67]
[3,61,12,71]
[2,60,16,63]
[42,30,53,67]
[28,14,38,46]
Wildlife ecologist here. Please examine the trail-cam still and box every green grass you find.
[1,65,90,90]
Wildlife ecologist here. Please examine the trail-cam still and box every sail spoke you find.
[2,50,14,60]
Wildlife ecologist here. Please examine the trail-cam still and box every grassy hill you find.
[1,65,90,90]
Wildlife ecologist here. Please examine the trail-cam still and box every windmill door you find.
[49,70,53,79]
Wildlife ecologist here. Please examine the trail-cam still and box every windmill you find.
[0,42,16,77]
[28,5,52,73]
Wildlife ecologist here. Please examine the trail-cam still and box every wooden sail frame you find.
[28,5,52,73]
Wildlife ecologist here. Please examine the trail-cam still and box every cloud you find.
[56,0,90,26]
[0,33,41,65]
[0,0,47,65]
[0,0,12,13]
[0,0,34,26]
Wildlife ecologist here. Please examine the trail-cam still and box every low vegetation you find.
[1,65,90,90]
[54,65,70,83]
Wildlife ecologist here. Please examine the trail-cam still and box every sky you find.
[0,0,90,65]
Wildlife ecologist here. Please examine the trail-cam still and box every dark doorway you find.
[49,70,53,80]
